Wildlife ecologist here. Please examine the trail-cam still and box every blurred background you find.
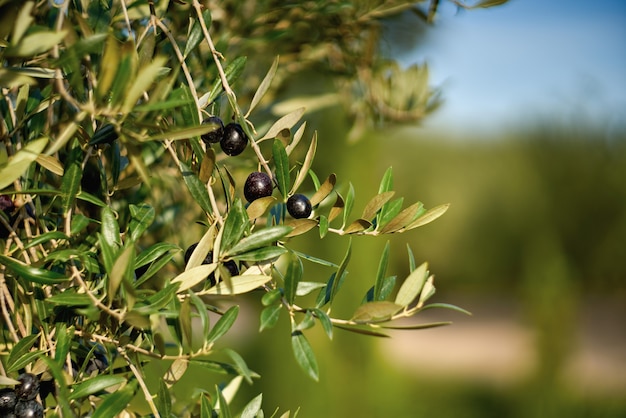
[218,0,626,417]
[156,0,626,416]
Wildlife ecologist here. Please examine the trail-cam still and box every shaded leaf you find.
[0,254,68,284]
[272,139,290,198]
[259,304,282,332]
[91,382,136,418]
[224,225,292,257]
[69,375,126,400]
[207,305,239,344]
[180,162,212,214]
[185,9,212,58]
[128,204,155,242]
[291,331,319,381]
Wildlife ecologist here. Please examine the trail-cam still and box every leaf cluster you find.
[0,0,500,416]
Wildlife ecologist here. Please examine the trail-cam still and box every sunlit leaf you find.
[0,137,47,190]
[201,274,272,296]
[207,305,239,344]
[172,264,217,292]
[247,55,279,116]
[246,196,276,219]
[5,30,67,57]
[291,133,317,195]
[405,203,450,230]
[361,191,395,221]
[309,173,336,206]
[351,301,402,323]
[272,139,290,198]
[240,393,263,418]
[379,201,424,234]
[259,108,305,142]
[395,261,428,307]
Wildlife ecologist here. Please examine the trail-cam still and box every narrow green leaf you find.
[240,393,263,418]
[6,334,39,370]
[361,191,396,221]
[291,331,319,381]
[220,199,248,253]
[207,305,239,345]
[148,124,222,142]
[259,107,305,142]
[69,375,126,400]
[380,321,453,330]
[296,281,326,297]
[7,350,42,373]
[91,381,136,418]
[135,243,180,268]
[378,167,394,194]
[283,253,303,304]
[329,239,351,304]
[0,137,47,190]
[38,356,73,417]
[54,323,72,366]
[201,274,272,296]
[272,139,290,198]
[373,242,390,301]
[46,292,92,307]
[122,56,167,113]
[156,379,172,417]
[379,201,424,234]
[185,9,212,58]
[313,309,333,339]
[407,244,416,272]
[100,206,121,249]
[217,384,233,418]
[180,162,212,214]
[395,261,428,307]
[201,394,214,418]
[291,133,317,195]
[5,30,67,57]
[108,245,133,298]
[128,204,155,242]
[342,182,355,228]
[417,275,436,306]
[224,225,293,257]
[171,264,217,292]
[221,348,254,384]
[247,55,279,116]
[309,173,336,206]
[206,56,247,105]
[351,301,403,323]
[23,231,68,249]
[418,302,472,316]
[0,254,68,284]
[231,246,287,262]
[333,324,390,338]
[405,203,450,230]
[259,304,282,332]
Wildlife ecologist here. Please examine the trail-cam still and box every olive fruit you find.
[200,116,224,144]
[14,400,43,418]
[287,194,312,219]
[15,373,39,401]
[220,123,248,156]
[244,172,273,202]
[0,388,17,412]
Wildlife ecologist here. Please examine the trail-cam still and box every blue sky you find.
[395,0,626,136]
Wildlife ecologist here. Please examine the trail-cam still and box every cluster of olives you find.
[0,373,43,418]
[243,170,312,219]
[200,116,249,156]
